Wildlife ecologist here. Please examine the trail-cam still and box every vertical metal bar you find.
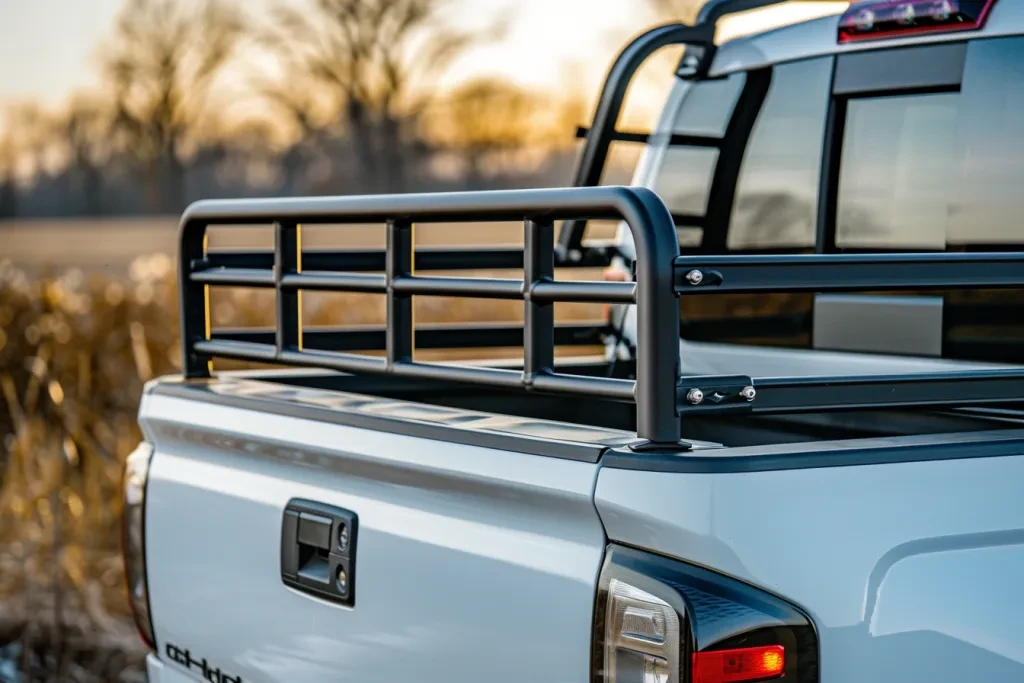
[524,219,555,386]
[387,219,414,366]
[624,188,685,447]
[179,221,211,378]
[275,222,302,355]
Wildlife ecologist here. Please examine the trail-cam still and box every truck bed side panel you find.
[595,441,1024,683]
[141,390,606,683]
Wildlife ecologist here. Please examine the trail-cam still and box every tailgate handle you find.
[281,499,358,606]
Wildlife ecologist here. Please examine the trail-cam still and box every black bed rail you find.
[179,185,684,447]
[672,251,1024,416]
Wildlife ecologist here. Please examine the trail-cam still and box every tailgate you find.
[139,382,608,683]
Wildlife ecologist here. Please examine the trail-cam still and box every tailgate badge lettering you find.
[166,642,242,683]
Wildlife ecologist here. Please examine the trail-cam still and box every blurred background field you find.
[0,0,842,679]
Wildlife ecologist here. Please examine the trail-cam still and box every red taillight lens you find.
[121,441,155,650]
[593,545,818,683]
[838,0,996,43]
[693,646,786,683]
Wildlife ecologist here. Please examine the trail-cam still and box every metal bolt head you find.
[686,388,704,405]
[685,269,704,285]
[740,386,756,401]
[337,523,349,552]
[336,566,348,596]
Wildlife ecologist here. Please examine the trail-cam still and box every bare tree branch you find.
[258,0,504,192]
[101,0,246,211]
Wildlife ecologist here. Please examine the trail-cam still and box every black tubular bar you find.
[557,22,707,259]
[676,369,1024,416]
[281,272,386,292]
[202,244,618,272]
[675,252,1024,294]
[178,185,683,446]
[524,220,555,385]
[556,0,809,257]
[212,322,608,352]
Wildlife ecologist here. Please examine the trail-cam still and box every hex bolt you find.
[685,269,704,285]
[740,386,756,401]
[686,388,704,405]
[336,566,348,596]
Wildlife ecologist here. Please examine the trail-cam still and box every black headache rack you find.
[558,0,826,258]
[177,186,1024,451]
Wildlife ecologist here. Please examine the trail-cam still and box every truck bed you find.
[139,368,1024,683]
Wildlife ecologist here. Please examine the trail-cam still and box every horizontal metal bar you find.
[278,348,388,374]
[751,370,1024,413]
[675,252,1024,294]
[574,126,722,148]
[531,280,636,303]
[531,372,636,401]
[391,361,526,389]
[190,268,276,287]
[392,276,524,299]
[193,339,279,362]
[204,244,617,272]
[180,186,651,227]
[213,322,607,352]
[280,272,387,292]
[678,369,1024,415]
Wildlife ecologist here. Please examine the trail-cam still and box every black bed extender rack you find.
[177,185,1024,450]
[176,0,1024,450]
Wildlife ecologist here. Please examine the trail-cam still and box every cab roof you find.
[708,0,1024,78]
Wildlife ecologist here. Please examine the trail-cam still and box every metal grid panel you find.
[178,185,683,446]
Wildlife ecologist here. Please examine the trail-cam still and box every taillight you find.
[838,0,996,43]
[122,441,155,650]
[593,544,818,683]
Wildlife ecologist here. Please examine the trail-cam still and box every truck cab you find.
[601,0,1024,373]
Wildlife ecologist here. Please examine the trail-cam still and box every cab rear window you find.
[837,35,1024,250]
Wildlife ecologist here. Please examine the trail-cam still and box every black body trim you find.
[602,430,1024,473]
[833,42,967,96]
[148,380,635,463]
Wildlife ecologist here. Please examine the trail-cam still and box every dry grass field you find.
[0,215,619,681]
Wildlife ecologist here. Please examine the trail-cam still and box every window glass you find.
[729,57,832,250]
[651,147,719,216]
[672,73,746,137]
[649,74,746,221]
[836,92,960,249]
[836,36,1024,249]
[949,36,1024,245]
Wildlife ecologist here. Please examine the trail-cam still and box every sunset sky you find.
[0,0,848,128]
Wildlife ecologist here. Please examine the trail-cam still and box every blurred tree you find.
[426,78,539,189]
[0,127,16,219]
[102,0,245,213]
[259,0,504,193]
[56,95,116,215]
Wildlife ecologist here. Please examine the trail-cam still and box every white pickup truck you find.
[126,1,1024,682]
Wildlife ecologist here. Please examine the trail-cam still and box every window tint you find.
[836,92,959,249]
[649,73,745,221]
[729,57,832,250]
[672,73,746,137]
[950,36,1024,245]
[836,36,1024,249]
[651,147,719,216]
